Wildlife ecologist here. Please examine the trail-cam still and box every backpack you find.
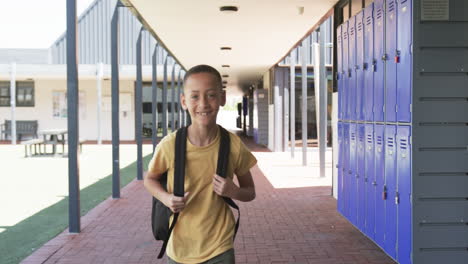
[151,125,240,259]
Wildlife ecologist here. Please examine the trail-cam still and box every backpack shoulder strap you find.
[158,126,187,259]
[216,125,241,240]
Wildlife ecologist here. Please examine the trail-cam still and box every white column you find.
[10,62,16,145]
[96,62,104,144]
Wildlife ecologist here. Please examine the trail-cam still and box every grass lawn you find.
[0,154,153,264]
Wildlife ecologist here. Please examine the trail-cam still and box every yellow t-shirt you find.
[147,127,257,263]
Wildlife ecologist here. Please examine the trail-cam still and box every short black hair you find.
[183,64,222,89]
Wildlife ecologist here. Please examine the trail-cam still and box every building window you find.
[0,81,35,107]
[0,82,10,106]
[52,91,86,119]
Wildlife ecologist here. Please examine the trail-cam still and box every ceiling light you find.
[220,6,238,13]
[222,65,230,68]
[220,47,232,50]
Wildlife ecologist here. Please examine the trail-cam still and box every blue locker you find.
[357,124,366,230]
[338,122,344,214]
[373,0,385,122]
[348,16,357,121]
[397,125,412,264]
[363,4,375,122]
[337,25,343,120]
[385,0,397,122]
[349,123,357,224]
[356,11,365,121]
[343,123,350,217]
[374,124,386,247]
[397,0,412,123]
[364,124,376,240]
[342,22,349,120]
[384,125,397,259]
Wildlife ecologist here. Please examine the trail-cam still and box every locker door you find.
[338,122,344,214]
[343,123,350,217]
[348,16,357,121]
[397,0,412,123]
[349,123,357,224]
[337,25,344,120]
[343,22,349,120]
[364,4,375,122]
[397,125,411,264]
[365,124,376,240]
[374,124,386,247]
[357,124,366,230]
[374,0,385,122]
[356,11,365,121]
[385,0,397,122]
[385,125,397,259]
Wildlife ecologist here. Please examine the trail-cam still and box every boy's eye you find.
[208,93,216,98]
[191,95,199,100]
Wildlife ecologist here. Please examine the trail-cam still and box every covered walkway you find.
[22,135,395,264]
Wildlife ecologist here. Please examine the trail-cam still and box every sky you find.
[0,0,95,49]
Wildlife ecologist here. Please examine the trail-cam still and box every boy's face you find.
[181,72,226,127]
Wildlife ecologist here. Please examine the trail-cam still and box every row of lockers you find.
[337,0,412,123]
[337,122,412,264]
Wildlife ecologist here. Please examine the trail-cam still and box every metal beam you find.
[301,38,308,166]
[283,69,289,152]
[162,55,169,136]
[96,62,103,145]
[151,43,159,150]
[318,25,327,177]
[111,2,120,198]
[9,62,16,145]
[135,28,143,181]
[171,63,176,131]
[177,69,182,129]
[290,50,296,158]
[66,0,80,233]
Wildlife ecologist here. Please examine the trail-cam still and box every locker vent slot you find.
[419,122,468,127]
[420,247,468,252]
[350,27,355,36]
[419,197,468,201]
[419,97,468,102]
[388,1,395,12]
[343,32,348,40]
[401,0,408,3]
[400,139,408,149]
[419,172,468,176]
[357,22,363,31]
[387,137,395,147]
[366,16,372,25]
[419,147,466,152]
[367,134,372,143]
[377,136,383,145]
[376,9,382,19]
[419,222,467,227]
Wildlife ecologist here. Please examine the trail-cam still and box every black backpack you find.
[151,125,240,259]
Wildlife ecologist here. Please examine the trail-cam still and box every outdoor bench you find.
[1,120,38,141]
[21,138,44,157]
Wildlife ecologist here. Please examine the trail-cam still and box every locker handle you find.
[348,69,352,77]
[382,186,388,200]
[381,54,388,61]
[395,192,400,205]
[372,60,377,72]
[372,181,377,186]
[363,63,368,70]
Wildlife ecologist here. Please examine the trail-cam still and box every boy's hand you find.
[213,174,237,198]
[164,192,189,213]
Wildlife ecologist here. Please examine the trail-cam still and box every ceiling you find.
[122,0,337,94]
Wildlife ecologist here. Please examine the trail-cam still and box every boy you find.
[144,65,257,263]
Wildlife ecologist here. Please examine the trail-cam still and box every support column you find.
[96,62,103,145]
[66,0,80,233]
[290,50,296,158]
[111,1,120,198]
[301,39,308,166]
[283,70,289,152]
[9,62,16,145]
[162,55,169,136]
[151,43,159,150]
[135,28,143,181]
[315,26,328,178]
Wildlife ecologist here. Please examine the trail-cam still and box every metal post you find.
[177,69,182,129]
[151,43,159,150]
[9,62,16,145]
[111,2,120,198]
[66,0,80,233]
[96,62,103,145]
[162,55,169,136]
[290,50,296,158]
[171,63,176,131]
[283,69,289,152]
[301,38,308,166]
[318,25,327,177]
[181,72,186,126]
[135,28,143,181]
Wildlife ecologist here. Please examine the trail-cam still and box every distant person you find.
[145,64,258,263]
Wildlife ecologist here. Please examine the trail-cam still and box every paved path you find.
[22,136,395,264]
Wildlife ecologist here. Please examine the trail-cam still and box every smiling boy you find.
[144,65,257,263]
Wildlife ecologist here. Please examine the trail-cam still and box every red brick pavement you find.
[22,136,396,264]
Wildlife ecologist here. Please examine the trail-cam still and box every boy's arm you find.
[144,171,189,213]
